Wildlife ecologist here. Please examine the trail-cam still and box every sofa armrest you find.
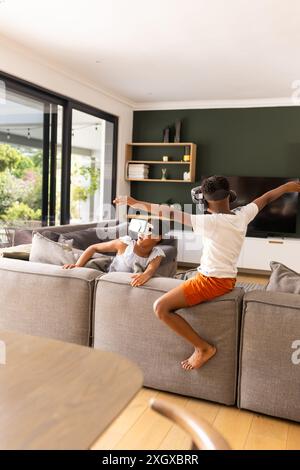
[0,258,101,345]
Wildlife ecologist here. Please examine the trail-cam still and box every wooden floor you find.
[92,272,300,451]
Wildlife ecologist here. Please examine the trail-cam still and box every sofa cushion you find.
[29,232,75,266]
[94,272,244,405]
[266,261,300,295]
[0,257,101,345]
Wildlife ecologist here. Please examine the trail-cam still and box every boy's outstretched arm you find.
[253,181,300,211]
[114,196,193,227]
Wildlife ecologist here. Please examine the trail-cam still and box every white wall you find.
[0,35,132,197]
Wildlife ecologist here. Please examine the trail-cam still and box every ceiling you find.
[1,0,300,105]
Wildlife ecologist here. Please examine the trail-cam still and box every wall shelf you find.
[126,214,172,221]
[127,142,195,146]
[127,160,190,165]
[125,142,197,183]
[126,178,192,183]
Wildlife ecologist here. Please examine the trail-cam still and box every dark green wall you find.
[132,107,300,236]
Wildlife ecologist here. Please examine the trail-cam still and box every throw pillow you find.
[29,232,75,266]
[266,261,300,294]
[84,255,113,272]
[41,230,73,248]
[0,244,32,261]
[14,229,33,245]
[58,223,128,250]
[58,228,99,250]
[39,230,61,242]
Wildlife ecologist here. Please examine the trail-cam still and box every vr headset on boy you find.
[191,185,237,212]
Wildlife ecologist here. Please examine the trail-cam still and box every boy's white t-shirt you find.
[190,202,259,278]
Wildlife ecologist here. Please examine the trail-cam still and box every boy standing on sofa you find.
[114,176,300,371]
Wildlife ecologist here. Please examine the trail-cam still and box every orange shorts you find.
[182,272,236,307]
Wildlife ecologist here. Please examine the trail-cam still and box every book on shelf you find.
[128,163,149,166]
[128,163,149,179]
[128,174,149,179]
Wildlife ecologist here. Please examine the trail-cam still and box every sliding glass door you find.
[0,73,118,239]
[70,109,115,223]
[0,80,63,232]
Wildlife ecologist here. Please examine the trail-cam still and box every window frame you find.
[0,71,118,226]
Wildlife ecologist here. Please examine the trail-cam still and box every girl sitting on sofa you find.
[63,219,166,287]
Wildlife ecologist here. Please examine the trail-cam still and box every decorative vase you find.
[163,127,170,143]
[174,120,181,143]
[161,168,167,180]
[183,145,190,161]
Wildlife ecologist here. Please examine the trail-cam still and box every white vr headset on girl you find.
[128,218,154,236]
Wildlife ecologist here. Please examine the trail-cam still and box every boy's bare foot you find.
[181,345,216,371]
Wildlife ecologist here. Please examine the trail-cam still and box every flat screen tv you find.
[202,176,299,237]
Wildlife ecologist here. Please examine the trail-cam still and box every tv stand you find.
[238,236,300,272]
[266,236,285,240]
[173,230,300,272]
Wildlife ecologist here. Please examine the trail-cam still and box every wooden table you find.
[0,329,143,450]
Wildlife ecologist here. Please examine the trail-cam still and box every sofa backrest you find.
[14,222,98,245]
[15,218,177,244]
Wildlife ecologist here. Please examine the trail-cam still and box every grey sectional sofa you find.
[0,222,299,423]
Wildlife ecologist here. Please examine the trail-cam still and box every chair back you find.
[150,398,231,450]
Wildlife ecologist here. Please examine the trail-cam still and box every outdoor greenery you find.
[0,144,42,223]
[71,161,100,220]
[0,144,101,225]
